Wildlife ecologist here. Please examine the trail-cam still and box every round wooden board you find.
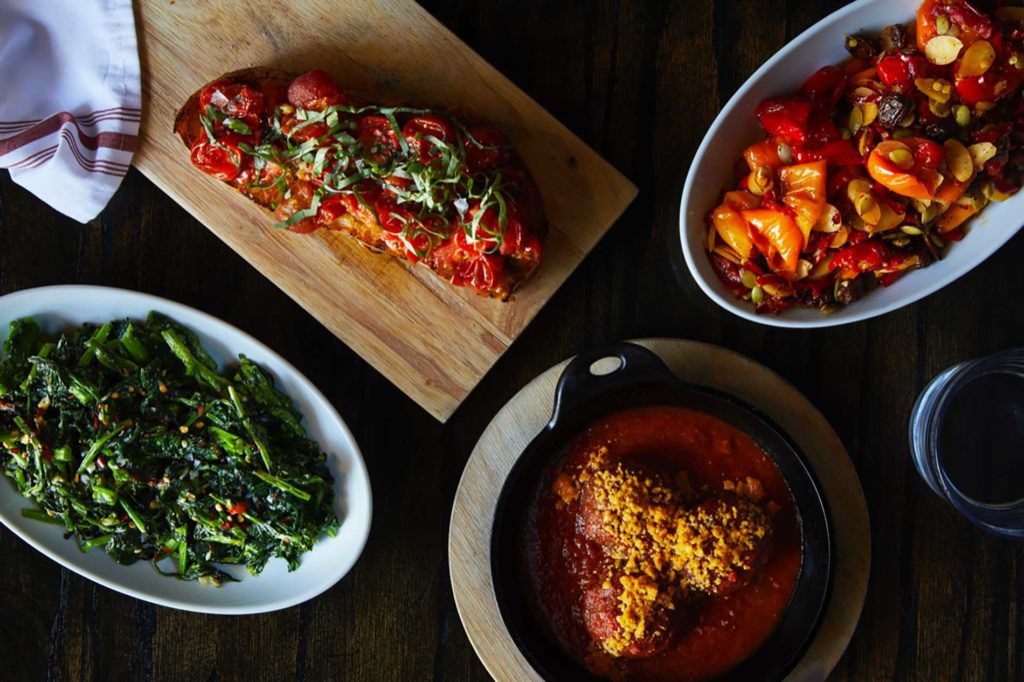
[449,339,870,682]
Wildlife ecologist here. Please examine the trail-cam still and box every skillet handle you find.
[548,342,676,427]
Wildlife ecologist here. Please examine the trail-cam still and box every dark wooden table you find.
[3,1,1024,680]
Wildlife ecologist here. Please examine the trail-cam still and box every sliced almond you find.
[957,40,996,79]
[813,203,842,233]
[968,141,997,170]
[925,35,964,66]
[829,226,850,249]
[713,245,742,264]
[944,139,974,183]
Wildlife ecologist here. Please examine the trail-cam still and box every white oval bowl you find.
[680,0,1024,328]
[0,285,372,614]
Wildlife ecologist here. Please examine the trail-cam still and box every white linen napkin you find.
[0,0,142,223]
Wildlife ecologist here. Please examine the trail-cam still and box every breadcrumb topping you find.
[569,446,773,657]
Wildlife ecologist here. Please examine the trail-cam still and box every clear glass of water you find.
[908,348,1024,538]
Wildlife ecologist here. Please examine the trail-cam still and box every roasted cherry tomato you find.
[402,114,457,163]
[452,234,505,291]
[460,200,505,253]
[273,180,320,233]
[464,127,512,173]
[287,70,346,111]
[866,138,944,200]
[189,135,245,182]
[280,114,329,142]
[316,194,350,226]
[357,115,401,165]
[199,81,265,134]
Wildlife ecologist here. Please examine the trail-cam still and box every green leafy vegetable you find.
[0,315,339,585]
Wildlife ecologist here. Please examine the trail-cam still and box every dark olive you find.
[877,94,914,130]
[845,33,877,60]
[879,24,909,52]
[835,272,878,306]
[925,118,959,141]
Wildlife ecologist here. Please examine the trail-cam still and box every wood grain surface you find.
[2,0,1024,680]
[133,0,637,422]
[449,339,870,682]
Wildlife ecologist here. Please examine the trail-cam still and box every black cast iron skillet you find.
[491,342,833,681]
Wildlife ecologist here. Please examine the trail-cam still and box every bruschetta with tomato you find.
[174,68,546,300]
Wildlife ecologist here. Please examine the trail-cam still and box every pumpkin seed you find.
[748,165,774,196]
[898,111,916,128]
[928,99,952,118]
[888,148,915,169]
[892,237,911,247]
[925,35,963,65]
[901,225,924,235]
[862,102,879,126]
[893,128,914,139]
[777,143,794,165]
[848,106,864,135]
[954,104,971,127]
[740,269,757,289]
[935,15,951,35]
[750,286,764,305]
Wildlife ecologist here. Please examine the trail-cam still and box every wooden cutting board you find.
[132,0,637,422]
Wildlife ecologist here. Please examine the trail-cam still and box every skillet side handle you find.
[548,342,676,428]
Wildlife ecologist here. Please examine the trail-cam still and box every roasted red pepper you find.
[830,241,891,274]
[793,139,862,166]
[876,53,931,91]
[800,65,848,110]
[755,98,815,144]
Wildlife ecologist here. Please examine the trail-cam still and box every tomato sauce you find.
[524,406,802,681]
